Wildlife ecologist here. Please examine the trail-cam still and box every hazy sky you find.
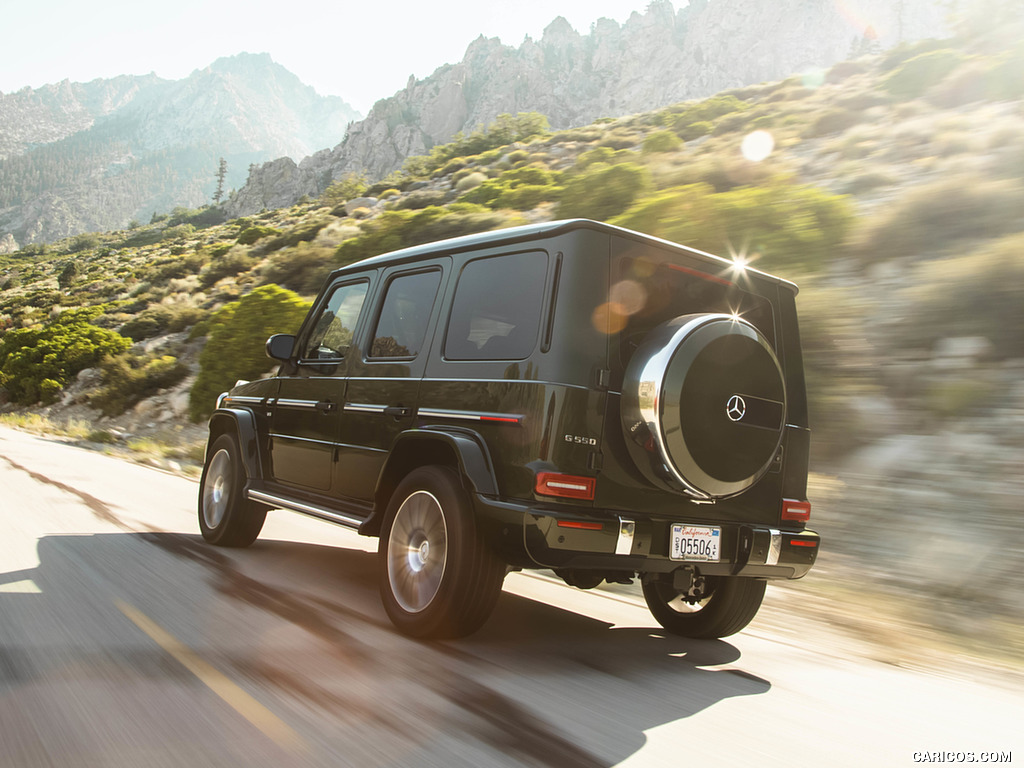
[1,0,681,115]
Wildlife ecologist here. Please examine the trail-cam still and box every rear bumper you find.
[474,495,819,580]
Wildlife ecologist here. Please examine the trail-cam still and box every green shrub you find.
[162,224,196,242]
[199,249,255,287]
[321,173,369,206]
[68,233,101,253]
[189,285,311,420]
[676,121,714,141]
[167,206,226,229]
[597,130,638,149]
[390,190,449,210]
[668,95,749,136]
[260,219,331,252]
[611,179,853,272]
[401,112,550,178]
[557,163,652,221]
[124,228,164,247]
[642,130,683,154]
[120,304,206,341]
[335,206,525,265]
[90,354,189,416]
[574,146,626,170]
[882,49,967,100]
[0,307,132,404]
[461,166,561,209]
[261,242,336,294]
[804,108,862,138]
[455,172,488,193]
[147,253,206,284]
[849,175,1024,262]
[893,233,1024,360]
[237,225,281,245]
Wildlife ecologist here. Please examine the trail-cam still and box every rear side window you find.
[303,281,369,360]
[445,251,548,360]
[370,270,442,358]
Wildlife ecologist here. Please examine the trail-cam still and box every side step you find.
[247,488,367,530]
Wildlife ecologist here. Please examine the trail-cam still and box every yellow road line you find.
[116,600,301,750]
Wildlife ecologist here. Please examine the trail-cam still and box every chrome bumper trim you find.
[766,528,782,566]
[616,517,636,556]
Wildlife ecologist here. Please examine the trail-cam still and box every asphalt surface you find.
[1,424,1021,767]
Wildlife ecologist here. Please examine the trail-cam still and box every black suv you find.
[199,219,818,638]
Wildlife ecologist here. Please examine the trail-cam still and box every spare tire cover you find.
[621,313,786,499]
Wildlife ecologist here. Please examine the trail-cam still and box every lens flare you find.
[741,130,774,162]
[609,279,647,316]
[592,302,629,335]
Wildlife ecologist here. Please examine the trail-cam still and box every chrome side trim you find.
[766,528,782,566]
[248,490,364,529]
[418,408,523,424]
[616,518,636,556]
[268,433,335,447]
[343,403,387,414]
[223,395,263,405]
[274,398,320,410]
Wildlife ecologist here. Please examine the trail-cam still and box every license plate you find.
[670,525,721,562]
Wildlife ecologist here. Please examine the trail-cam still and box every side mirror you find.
[266,334,296,361]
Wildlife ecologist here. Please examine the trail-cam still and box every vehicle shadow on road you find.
[7,531,770,768]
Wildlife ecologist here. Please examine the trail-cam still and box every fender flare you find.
[207,408,263,481]
[360,428,498,536]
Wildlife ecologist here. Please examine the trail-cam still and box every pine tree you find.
[213,157,228,204]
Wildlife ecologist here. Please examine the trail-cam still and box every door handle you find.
[383,406,412,419]
[315,400,337,414]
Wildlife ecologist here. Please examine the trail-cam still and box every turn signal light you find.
[781,499,811,522]
[535,473,596,500]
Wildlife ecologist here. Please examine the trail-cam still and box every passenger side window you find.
[445,251,548,360]
[369,270,442,358]
[303,281,369,360]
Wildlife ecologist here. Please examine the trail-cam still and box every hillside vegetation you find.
[2,20,1024,663]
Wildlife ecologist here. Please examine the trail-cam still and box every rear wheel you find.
[642,575,766,638]
[379,466,506,639]
[198,433,266,547]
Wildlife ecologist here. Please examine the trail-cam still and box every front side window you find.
[445,251,548,360]
[370,270,442,358]
[303,281,369,360]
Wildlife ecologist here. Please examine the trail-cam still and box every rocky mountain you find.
[226,0,952,216]
[0,54,361,247]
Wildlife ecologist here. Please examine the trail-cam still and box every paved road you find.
[1,425,1020,767]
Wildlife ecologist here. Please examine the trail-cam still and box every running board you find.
[247,489,366,530]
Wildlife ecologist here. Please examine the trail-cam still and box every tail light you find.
[535,473,596,501]
[781,499,811,522]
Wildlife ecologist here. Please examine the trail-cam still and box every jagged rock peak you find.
[226,0,952,217]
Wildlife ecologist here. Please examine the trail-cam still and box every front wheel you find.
[379,466,506,639]
[642,575,766,638]
[198,433,267,547]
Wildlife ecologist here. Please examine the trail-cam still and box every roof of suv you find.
[332,218,798,292]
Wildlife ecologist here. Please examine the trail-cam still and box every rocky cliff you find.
[227,0,952,216]
[0,54,361,245]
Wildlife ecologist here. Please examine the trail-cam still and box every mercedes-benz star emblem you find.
[726,395,747,422]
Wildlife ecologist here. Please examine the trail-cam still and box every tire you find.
[642,576,766,639]
[621,313,786,500]
[198,433,267,547]
[379,466,506,639]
